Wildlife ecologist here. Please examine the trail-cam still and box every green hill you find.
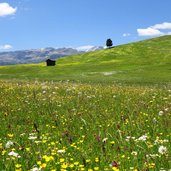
[0,35,171,84]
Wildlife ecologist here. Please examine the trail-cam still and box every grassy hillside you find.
[0,35,171,84]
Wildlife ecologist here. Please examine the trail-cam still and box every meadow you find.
[0,80,170,171]
[0,36,171,84]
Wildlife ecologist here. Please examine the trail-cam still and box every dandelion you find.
[158,145,167,155]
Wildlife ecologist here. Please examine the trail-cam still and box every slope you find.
[0,35,171,84]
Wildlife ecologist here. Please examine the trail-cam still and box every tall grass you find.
[0,81,170,170]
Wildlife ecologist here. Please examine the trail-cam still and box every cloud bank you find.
[0,44,13,50]
[0,3,17,17]
[137,22,171,36]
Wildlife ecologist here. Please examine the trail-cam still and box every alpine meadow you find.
[0,35,171,171]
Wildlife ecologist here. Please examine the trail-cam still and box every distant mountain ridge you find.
[0,46,103,65]
[0,47,79,65]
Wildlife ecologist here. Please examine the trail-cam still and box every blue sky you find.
[0,0,171,51]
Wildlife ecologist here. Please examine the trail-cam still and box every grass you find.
[0,35,171,84]
[0,81,171,170]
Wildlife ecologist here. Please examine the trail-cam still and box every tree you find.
[106,38,113,48]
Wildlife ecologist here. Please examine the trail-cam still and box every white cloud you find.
[0,44,13,50]
[137,22,171,37]
[137,28,162,36]
[123,33,131,37]
[152,22,171,30]
[0,3,17,17]
[76,45,94,51]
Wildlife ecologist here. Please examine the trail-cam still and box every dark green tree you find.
[106,38,113,48]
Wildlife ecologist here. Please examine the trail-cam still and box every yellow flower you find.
[60,158,65,163]
[110,141,115,144]
[7,134,14,138]
[121,155,125,158]
[2,150,6,155]
[43,155,54,162]
[94,167,99,170]
[74,161,79,166]
[15,169,22,171]
[112,167,119,171]
[15,164,21,168]
[79,164,84,168]
[148,163,155,169]
[26,147,30,151]
[69,164,74,168]
[95,157,99,162]
[37,161,41,165]
[40,163,47,169]
[61,163,68,169]
[86,159,91,163]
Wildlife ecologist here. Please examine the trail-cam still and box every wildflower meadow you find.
[0,81,170,171]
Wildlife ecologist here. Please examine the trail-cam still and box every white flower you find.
[57,149,65,153]
[8,151,21,158]
[131,151,137,156]
[137,135,148,141]
[158,145,167,155]
[28,136,37,140]
[153,118,157,123]
[102,138,108,143]
[163,139,169,143]
[158,111,164,116]
[5,140,13,148]
[30,167,40,171]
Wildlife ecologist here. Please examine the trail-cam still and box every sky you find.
[0,0,171,51]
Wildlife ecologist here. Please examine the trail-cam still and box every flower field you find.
[0,81,170,171]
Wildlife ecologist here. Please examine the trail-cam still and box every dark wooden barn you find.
[46,59,56,66]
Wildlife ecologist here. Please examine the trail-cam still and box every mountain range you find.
[0,46,104,65]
